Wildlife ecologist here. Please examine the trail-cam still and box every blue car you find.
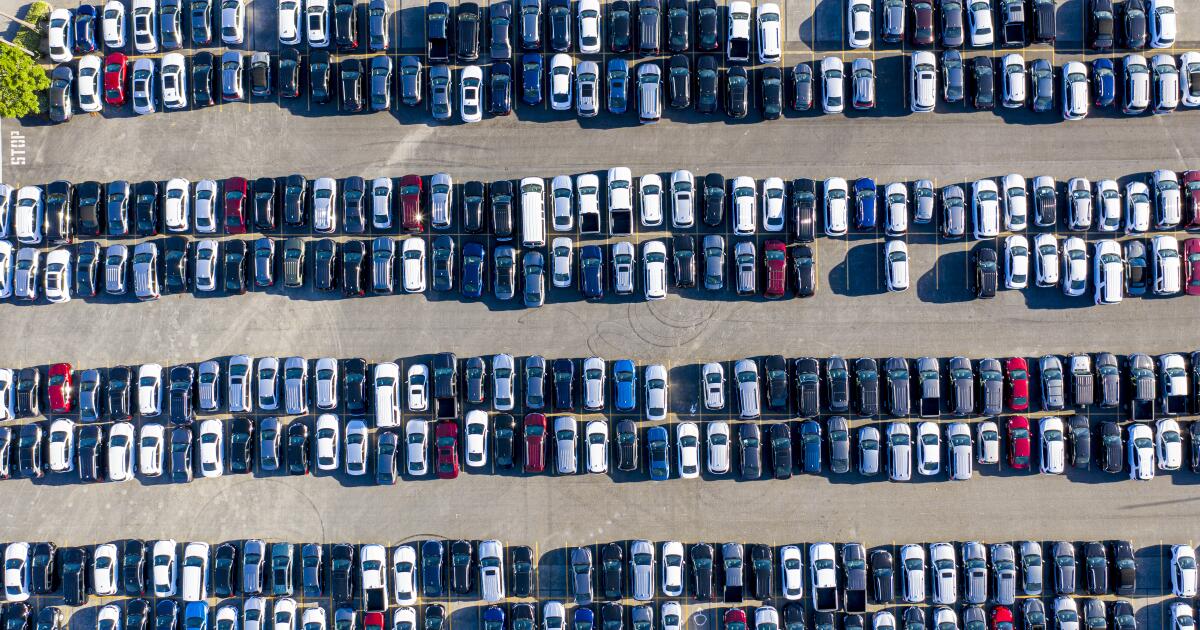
[1092,58,1115,108]
[183,602,208,630]
[73,5,97,53]
[574,607,595,630]
[483,606,505,630]
[580,245,605,300]
[647,425,670,481]
[853,177,876,230]
[613,359,637,411]
[462,242,487,299]
[521,53,543,105]
[607,58,629,114]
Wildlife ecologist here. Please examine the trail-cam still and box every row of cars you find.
[5,352,1198,423]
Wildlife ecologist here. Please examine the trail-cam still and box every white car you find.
[762,177,785,232]
[669,170,695,228]
[313,177,337,232]
[1001,54,1025,107]
[460,64,483,122]
[899,544,927,603]
[1148,0,1176,48]
[637,62,662,124]
[1182,52,1200,107]
[373,362,401,428]
[42,249,71,304]
[131,0,158,53]
[345,419,368,475]
[93,543,119,595]
[47,8,74,62]
[968,0,994,46]
[306,0,330,46]
[163,177,190,231]
[757,3,781,62]
[138,363,164,416]
[644,364,668,421]
[554,416,578,475]
[1091,178,1119,232]
[392,545,418,605]
[576,60,599,116]
[582,357,605,411]
[577,0,600,52]
[945,422,973,481]
[315,413,340,471]
[585,419,608,474]
[76,54,103,113]
[139,423,165,477]
[1001,174,1027,230]
[577,174,601,233]
[465,410,488,468]
[159,53,188,109]
[1039,416,1065,475]
[1173,545,1198,597]
[1125,181,1151,233]
[706,421,730,474]
[96,605,120,630]
[181,542,210,601]
[371,177,393,229]
[405,419,428,475]
[911,51,937,112]
[824,177,849,235]
[732,176,756,234]
[643,240,668,300]
[493,353,515,411]
[916,421,941,476]
[1153,169,1182,228]
[406,363,428,412]
[883,182,908,236]
[929,542,956,605]
[1151,234,1181,296]
[613,241,635,295]
[662,541,685,596]
[197,419,224,478]
[727,1,751,61]
[194,240,218,291]
[971,179,1000,239]
[701,363,725,410]
[551,237,573,289]
[639,174,664,226]
[780,546,803,600]
[278,0,302,44]
[47,418,75,473]
[1034,233,1059,287]
[275,599,298,630]
[734,359,760,419]
[315,358,339,410]
[550,53,573,110]
[478,540,505,602]
[1061,236,1088,297]
[215,607,238,630]
[1093,239,1123,305]
[151,540,178,597]
[1157,418,1183,471]
[846,0,872,48]
[13,186,43,244]
[884,240,910,292]
[676,422,699,479]
[3,542,30,602]
[1128,423,1155,481]
[194,180,219,233]
[220,0,245,44]
[821,56,845,114]
[102,0,126,48]
[551,176,574,231]
[1004,235,1029,289]
[1061,61,1089,120]
[430,173,452,229]
[976,421,1000,465]
[402,237,427,293]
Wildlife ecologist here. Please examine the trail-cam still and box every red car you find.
[909,1,935,46]
[48,362,73,413]
[990,606,1013,630]
[435,420,459,479]
[362,613,384,630]
[1184,238,1200,296]
[102,52,127,106]
[1183,170,1200,231]
[400,174,424,232]
[523,413,546,473]
[224,177,248,234]
[762,240,787,298]
[1006,357,1029,411]
[723,608,746,630]
[1007,416,1031,469]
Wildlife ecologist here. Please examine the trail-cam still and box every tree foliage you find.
[13,1,52,56]
[0,45,51,118]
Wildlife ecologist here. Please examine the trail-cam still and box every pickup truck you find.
[917,358,941,417]
[726,1,751,62]
[1160,354,1189,416]
[433,352,458,419]
[426,2,451,62]
[579,207,601,233]
[608,206,632,236]
[1128,354,1155,422]
[1000,0,1025,46]
[1069,355,1094,407]
[810,543,840,612]
[842,544,867,614]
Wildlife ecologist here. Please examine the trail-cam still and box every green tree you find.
[0,45,50,118]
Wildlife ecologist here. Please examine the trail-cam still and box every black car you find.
[790,179,816,242]
[424,606,445,630]
[154,598,178,630]
[167,364,195,425]
[450,539,473,594]
[314,238,338,291]
[1111,541,1136,595]
[51,547,82,606]
[1098,421,1122,474]
[826,357,850,413]
[250,53,271,96]
[971,55,994,110]
[126,599,150,630]
[493,414,515,468]
[457,2,481,60]
[761,66,783,119]
[695,54,719,113]
[43,180,72,244]
[278,47,301,98]
[792,358,820,418]
[271,542,294,596]
[169,426,193,483]
[726,66,748,118]
[213,542,238,598]
[489,1,512,58]
[854,358,880,415]
[75,180,103,236]
[666,0,688,51]
[0,428,10,480]
[75,241,101,297]
[342,176,367,233]
[433,352,458,415]
[609,0,632,52]
[105,365,132,421]
[461,242,485,298]
[510,545,534,597]
[191,51,215,106]
[869,550,893,603]
[974,246,998,298]
[489,61,513,114]
[600,543,623,599]
[763,355,788,410]
[105,180,131,236]
[421,540,445,597]
[551,358,574,410]
[29,542,56,594]
[1089,0,1114,49]
[123,539,147,595]
[163,236,188,294]
[667,54,690,108]
[330,543,355,602]
[343,358,368,414]
[748,544,771,600]
[301,544,323,597]
[738,423,761,479]
[464,357,487,404]
[547,0,569,51]
[1068,414,1091,469]
[14,367,40,418]
[76,424,103,482]
[286,421,309,474]
[884,357,910,417]
[690,543,713,600]
[606,419,635,473]
[340,58,364,111]
[1083,542,1107,595]
[252,177,276,231]
[223,239,248,295]
[342,240,366,296]
[428,1,452,60]
[133,180,159,236]
[310,50,333,103]
[769,423,792,480]
[702,173,725,226]
[333,0,358,48]
[431,236,455,292]
[17,423,42,478]
[283,174,307,227]
[228,417,255,473]
[789,245,815,298]
[460,181,486,233]
[1121,0,1146,48]
[490,180,515,238]
[672,235,695,288]
[1032,0,1055,43]
[782,604,804,630]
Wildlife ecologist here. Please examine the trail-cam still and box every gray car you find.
[990,543,1017,606]
[370,55,392,111]
[942,49,964,102]
[570,547,593,605]
[949,357,974,416]
[829,416,850,474]
[254,237,275,287]
[962,542,988,605]
[524,355,546,409]
[1096,352,1120,408]
[79,369,103,421]
[258,417,280,471]
[939,0,964,47]
[1020,541,1043,596]
[221,50,244,101]
[400,56,423,106]
[631,605,653,630]
[1030,58,1054,112]
[941,185,966,238]
[430,64,453,120]
[630,540,654,601]
[243,539,266,594]
[1040,355,1065,411]
[913,180,935,224]
[962,607,987,630]
[160,0,183,48]
[884,357,910,417]
[734,240,755,295]
[1052,541,1076,595]
[858,425,880,476]
[270,542,294,596]
[302,544,323,597]
[703,234,725,291]
[722,543,744,602]
[977,358,1003,416]
[523,251,545,307]
[917,357,940,417]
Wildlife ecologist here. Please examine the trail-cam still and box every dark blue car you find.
[521,53,543,105]
[462,242,487,299]
[853,177,876,230]
[580,245,604,300]
[483,606,506,630]
[421,540,445,597]
[73,5,97,53]
[613,359,637,411]
[490,61,513,115]
[574,607,595,630]
[607,58,629,114]
[647,426,670,480]
[1092,58,1115,108]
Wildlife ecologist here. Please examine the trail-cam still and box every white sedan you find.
[392,545,418,605]
[639,174,664,226]
[1128,423,1155,481]
[670,170,694,228]
[405,419,428,475]
[761,177,785,232]
[642,240,667,301]
[585,420,608,474]
[1157,418,1183,471]
[93,543,119,595]
[160,53,188,109]
[345,419,368,475]
[492,354,515,411]
[846,0,872,48]
[971,179,1000,239]
[139,423,165,477]
[402,237,426,293]
[1004,235,1029,290]
[780,545,803,600]
[644,364,669,421]
[315,414,340,472]
[884,240,910,292]
[406,364,428,411]
[731,176,756,234]
[824,177,849,236]
[137,363,163,416]
[551,176,574,231]
[916,421,941,476]
[706,421,730,474]
[48,419,75,473]
[676,422,699,479]
[550,53,573,110]
[464,410,489,468]
[163,177,190,231]
[460,65,483,123]
[43,249,71,304]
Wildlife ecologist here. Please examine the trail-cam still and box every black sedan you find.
[726,66,748,118]
[339,58,363,112]
[672,235,695,288]
[791,245,815,298]
[552,358,574,410]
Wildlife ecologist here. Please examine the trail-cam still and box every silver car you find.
[228,354,253,413]
[702,235,725,291]
[283,357,308,415]
[857,425,880,476]
[257,357,280,411]
[104,244,128,294]
[900,544,926,603]
[734,359,760,419]
[630,540,655,601]
[990,543,1017,606]
[930,542,957,605]
[636,62,662,124]
[734,240,755,295]
[962,541,988,604]
[314,358,338,410]
[399,56,422,105]
[887,422,912,481]
[701,363,725,410]
[243,539,266,594]
[1020,541,1043,595]
[197,360,221,412]
[941,185,966,238]
[913,179,935,223]
[430,64,452,120]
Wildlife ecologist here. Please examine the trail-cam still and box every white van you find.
[520,177,546,247]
